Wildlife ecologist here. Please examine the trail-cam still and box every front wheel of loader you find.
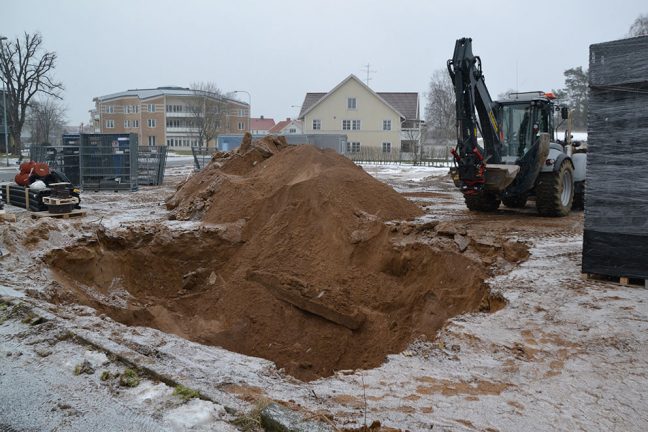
[464,191,501,212]
[535,161,574,217]
[502,194,528,209]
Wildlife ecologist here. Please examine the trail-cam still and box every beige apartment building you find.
[91,86,249,149]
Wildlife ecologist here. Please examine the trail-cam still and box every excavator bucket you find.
[484,164,520,191]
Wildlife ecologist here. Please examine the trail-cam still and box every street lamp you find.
[233,90,251,133]
[0,36,8,167]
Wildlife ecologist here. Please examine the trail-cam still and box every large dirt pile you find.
[46,137,498,380]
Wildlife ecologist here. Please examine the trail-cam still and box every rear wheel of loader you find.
[535,161,574,217]
[464,191,501,212]
[502,194,528,209]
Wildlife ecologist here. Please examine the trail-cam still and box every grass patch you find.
[119,368,140,387]
[74,360,95,375]
[232,398,272,432]
[173,384,200,401]
[100,371,112,381]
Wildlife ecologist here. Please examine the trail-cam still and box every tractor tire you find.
[535,161,574,217]
[502,194,528,209]
[464,191,501,212]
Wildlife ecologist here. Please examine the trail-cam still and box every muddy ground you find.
[1,157,647,431]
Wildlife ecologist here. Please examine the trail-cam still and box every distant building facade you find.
[299,74,421,155]
[92,86,249,149]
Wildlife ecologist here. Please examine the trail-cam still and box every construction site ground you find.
[1,156,647,431]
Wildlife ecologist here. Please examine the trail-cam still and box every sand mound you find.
[46,137,502,380]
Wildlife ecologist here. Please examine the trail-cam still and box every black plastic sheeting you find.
[1,184,49,212]
[583,35,648,279]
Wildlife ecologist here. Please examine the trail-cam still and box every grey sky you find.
[4,0,646,126]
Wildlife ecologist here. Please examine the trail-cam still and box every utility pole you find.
[361,63,377,86]
[0,36,8,166]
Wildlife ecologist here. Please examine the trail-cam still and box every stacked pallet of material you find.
[583,35,648,280]
[1,184,50,212]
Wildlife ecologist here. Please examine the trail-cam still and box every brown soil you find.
[44,137,518,381]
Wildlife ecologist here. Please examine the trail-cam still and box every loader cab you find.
[495,92,555,163]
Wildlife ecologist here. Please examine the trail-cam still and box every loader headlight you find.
[545,159,555,166]
[72,188,80,194]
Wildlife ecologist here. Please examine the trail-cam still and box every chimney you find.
[286,117,290,121]
[260,115,264,119]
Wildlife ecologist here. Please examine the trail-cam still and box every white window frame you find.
[105,119,114,128]
[346,141,360,153]
[342,120,351,130]
[289,128,296,134]
[238,121,245,130]
[148,136,156,146]
[148,104,156,113]
[347,97,357,110]
[352,120,361,130]
[147,119,156,128]
[133,120,139,128]
[383,120,392,131]
[312,119,321,130]
[124,120,129,128]
[382,142,391,153]
[106,105,114,114]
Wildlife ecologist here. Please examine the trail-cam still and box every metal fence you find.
[191,146,214,171]
[138,146,168,186]
[30,140,82,186]
[344,146,453,167]
[79,134,139,192]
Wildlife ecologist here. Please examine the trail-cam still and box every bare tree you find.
[628,13,648,37]
[0,32,64,157]
[187,82,230,148]
[28,98,66,145]
[424,69,455,142]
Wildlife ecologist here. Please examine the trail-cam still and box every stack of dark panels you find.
[79,133,139,191]
[1,184,49,212]
[30,139,81,187]
[583,35,648,280]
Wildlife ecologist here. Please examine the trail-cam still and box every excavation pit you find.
[44,139,515,380]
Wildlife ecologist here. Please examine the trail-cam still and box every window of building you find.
[166,119,181,128]
[347,97,357,109]
[148,136,156,146]
[346,141,361,153]
[167,139,172,146]
[133,120,139,128]
[312,119,321,130]
[148,119,156,128]
[352,120,361,130]
[289,128,296,134]
[382,142,391,153]
[106,105,114,114]
[238,109,245,117]
[124,120,129,128]
[383,120,391,131]
[105,119,114,128]
[342,120,351,130]
[148,104,156,113]
[166,104,182,113]
[238,122,245,130]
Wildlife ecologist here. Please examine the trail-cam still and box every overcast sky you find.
[4,0,646,125]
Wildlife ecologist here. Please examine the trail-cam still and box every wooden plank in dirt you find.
[30,209,87,219]
[248,271,366,330]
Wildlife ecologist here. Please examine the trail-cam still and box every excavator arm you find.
[447,38,504,194]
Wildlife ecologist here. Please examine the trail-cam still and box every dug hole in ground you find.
[45,135,518,382]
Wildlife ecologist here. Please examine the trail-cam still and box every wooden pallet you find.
[582,273,648,289]
[30,209,87,219]
[42,196,79,205]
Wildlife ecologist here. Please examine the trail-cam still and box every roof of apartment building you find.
[251,116,276,131]
[298,75,419,120]
[94,86,248,106]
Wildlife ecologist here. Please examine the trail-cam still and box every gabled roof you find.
[298,74,419,120]
[251,117,276,130]
[269,119,292,133]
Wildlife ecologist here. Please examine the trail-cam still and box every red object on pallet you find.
[14,161,50,186]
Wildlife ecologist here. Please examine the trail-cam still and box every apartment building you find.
[91,86,249,149]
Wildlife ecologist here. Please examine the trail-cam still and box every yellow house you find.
[298,74,420,156]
